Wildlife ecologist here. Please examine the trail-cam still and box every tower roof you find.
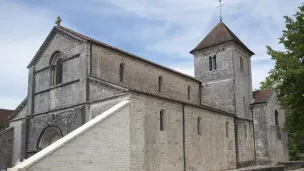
[190,21,254,55]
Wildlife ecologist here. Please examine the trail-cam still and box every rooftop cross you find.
[218,0,224,22]
[55,16,62,26]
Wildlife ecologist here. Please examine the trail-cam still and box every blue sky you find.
[0,0,302,109]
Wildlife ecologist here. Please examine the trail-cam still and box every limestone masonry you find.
[1,21,289,171]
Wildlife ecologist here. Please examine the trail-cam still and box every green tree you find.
[263,3,304,160]
[260,76,275,90]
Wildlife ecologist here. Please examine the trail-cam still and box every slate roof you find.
[26,25,201,83]
[190,21,254,55]
[252,89,274,104]
[0,108,14,126]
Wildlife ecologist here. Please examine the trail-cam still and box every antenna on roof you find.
[218,0,224,22]
[55,16,62,26]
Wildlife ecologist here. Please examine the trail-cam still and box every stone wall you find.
[26,106,85,155]
[266,92,288,162]
[9,105,27,164]
[32,32,88,114]
[201,79,235,113]
[9,120,25,165]
[184,105,236,171]
[0,127,14,170]
[129,92,238,171]
[8,101,131,171]
[88,78,126,102]
[129,93,184,171]
[252,91,289,165]
[233,45,253,119]
[194,42,234,83]
[194,42,236,118]
[235,119,255,167]
[90,95,129,119]
[91,44,201,104]
[253,103,271,165]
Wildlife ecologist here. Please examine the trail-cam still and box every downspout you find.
[234,116,239,168]
[251,105,257,165]
[183,104,186,171]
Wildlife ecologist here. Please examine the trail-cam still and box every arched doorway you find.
[38,127,63,151]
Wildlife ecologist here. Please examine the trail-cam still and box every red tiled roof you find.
[252,89,273,104]
[190,21,254,55]
[0,108,14,126]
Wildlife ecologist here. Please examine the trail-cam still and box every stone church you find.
[0,21,289,171]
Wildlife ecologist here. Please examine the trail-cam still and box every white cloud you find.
[0,0,301,109]
[98,0,300,91]
[0,1,55,109]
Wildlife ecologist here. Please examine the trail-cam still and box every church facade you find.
[1,21,289,171]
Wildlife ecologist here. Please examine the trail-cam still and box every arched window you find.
[158,76,163,92]
[213,55,217,70]
[160,109,166,131]
[226,121,229,138]
[275,110,281,140]
[240,57,244,71]
[209,56,212,71]
[275,110,279,127]
[50,52,63,86]
[187,86,191,100]
[38,126,62,151]
[197,117,202,135]
[55,59,63,85]
[119,63,124,82]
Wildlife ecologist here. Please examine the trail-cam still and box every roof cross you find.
[218,0,224,22]
[55,16,62,26]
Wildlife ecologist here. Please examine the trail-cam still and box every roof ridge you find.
[55,25,201,82]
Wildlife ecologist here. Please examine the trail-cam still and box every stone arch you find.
[50,51,64,85]
[37,126,63,151]
[49,51,63,65]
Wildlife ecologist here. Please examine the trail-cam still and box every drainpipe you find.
[251,106,257,165]
[183,104,186,171]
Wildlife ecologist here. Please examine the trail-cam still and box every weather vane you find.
[218,0,224,22]
[55,16,62,26]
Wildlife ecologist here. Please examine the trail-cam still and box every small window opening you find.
[209,56,212,71]
[243,97,246,114]
[240,57,244,71]
[213,55,217,70]
[245,124,247,140]
[55,59,63,85]
[198,117,202,135]
[160,109,165,131]
[226,121,229,138]
[187,86,191,100]
[275,110,281,140]
[158,76,163,92]
[120,63,124,82]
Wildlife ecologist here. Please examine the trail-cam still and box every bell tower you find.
[191,21,256,167]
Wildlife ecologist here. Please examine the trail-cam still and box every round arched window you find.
[38,127,63,151]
